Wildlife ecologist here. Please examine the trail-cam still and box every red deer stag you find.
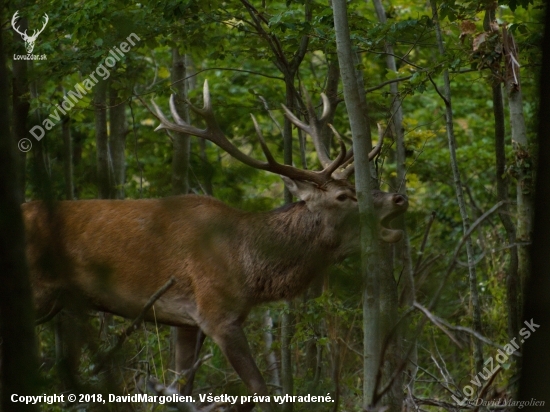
[24,81,408,411]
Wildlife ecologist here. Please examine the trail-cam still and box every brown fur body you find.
[23,180,407,410]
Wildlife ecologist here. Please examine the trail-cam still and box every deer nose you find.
[393,194,408,207]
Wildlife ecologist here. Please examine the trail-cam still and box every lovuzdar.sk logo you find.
[12,10,49,60]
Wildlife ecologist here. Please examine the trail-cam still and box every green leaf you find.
[385,69,398,80]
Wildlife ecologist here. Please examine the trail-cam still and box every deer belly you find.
[72,273,199,327]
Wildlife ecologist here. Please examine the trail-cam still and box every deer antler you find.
[282,92,383,180]
[146,80,347,186]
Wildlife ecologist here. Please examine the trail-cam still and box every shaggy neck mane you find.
[238,201,341,303]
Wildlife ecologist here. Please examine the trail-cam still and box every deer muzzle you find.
[378,193,409,243]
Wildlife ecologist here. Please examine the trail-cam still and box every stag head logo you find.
[12,11,49,54]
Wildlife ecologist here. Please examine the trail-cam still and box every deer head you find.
[12,11,49,54]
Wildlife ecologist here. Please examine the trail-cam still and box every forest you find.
[0,0,549,411]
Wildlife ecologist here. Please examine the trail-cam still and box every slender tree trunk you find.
[28,66,52,201]
[169,47,196,389]
[332,1,382,408]
[171,47,191,196]
[490,54,523,397]
[372,0,415,408]
[490,69,520,341]
[95,81,116,341]
[109,87,127,199]
[280,79,296,412]
[263,310,281,395]
[372,0,414,306]
[481,9,521,342]
[198,139,214,196]
[280,12,312,406]
[62,116,74,200]
[430,0,484,374]
[0,13,40,409]
[503,27,532,316]
[12,23,29,204]
[239,4,312,406]
[94,80,112,199]
[330,339,341,412]
[280,300,295,412]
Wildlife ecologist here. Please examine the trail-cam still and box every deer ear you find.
[280,176,316,201]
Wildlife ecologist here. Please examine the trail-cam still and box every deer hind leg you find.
[207,322,274,412]
[33,285,63,324]
[174,325,206,395]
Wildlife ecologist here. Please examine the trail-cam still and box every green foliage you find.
[12,0,543,409]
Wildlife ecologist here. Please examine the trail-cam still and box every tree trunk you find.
[0,15,40,410]
[263,310,281,395]
[28,67,52,201]
[169,47,196,390]
[280,79,296,412]
[109,86,127,199]
[332,0,382,408]
[479,9,521,343]
[430,0,484,375]
[280,301,295,412]
[517,5,550,399]
[492,81,520,341]
[62,116,74,200]
[12,22,29,204]
[503,27,532,317]
[94,80,112,199]
[198,139,214,196]
[372,0,415,408]
[171,47,191,196]
[171,47,202,395]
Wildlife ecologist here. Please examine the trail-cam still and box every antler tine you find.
[326,124,351,180]
[282,93,334,169]
[320,128,347,179]
[250,114,277,165]
[319,93,332,123]
[183,80,214,119]
[149,97,208,141]
[251,114,338,185]
[339,130,384,180]
[168,95,187,125]
[370,135,384,160]
[154,81,224,143]
[203,79,212,112]
[281,103,312,136]
[151,99,179,132]
[309,93,335,168]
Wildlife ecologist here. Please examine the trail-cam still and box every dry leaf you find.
[473,32,487,51]
[460,20,477,36]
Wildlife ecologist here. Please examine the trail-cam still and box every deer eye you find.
[336,194,348,201]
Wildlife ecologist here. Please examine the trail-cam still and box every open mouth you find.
[378,206,408,243]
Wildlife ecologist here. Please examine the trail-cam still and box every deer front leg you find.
[208,322,275,412]
[174,325,206,395]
